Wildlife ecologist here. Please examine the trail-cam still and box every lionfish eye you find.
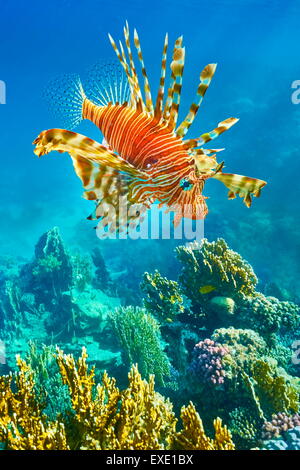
[180,177,194,191]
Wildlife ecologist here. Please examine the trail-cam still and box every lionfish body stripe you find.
[34,25,267,231]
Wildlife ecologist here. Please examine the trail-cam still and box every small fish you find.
[199,285,216,294]
[33,23,267,232]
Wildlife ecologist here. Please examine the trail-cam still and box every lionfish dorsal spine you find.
[167,39,185,131]
[154,33,168,120]
[163,36,183,122]
[176,63,217,138]
[133,28,154,115]
[123,22,145,110]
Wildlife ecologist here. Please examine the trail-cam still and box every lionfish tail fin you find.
[43,74,86,130]
[176,63,217,138]
[212,172,267,207]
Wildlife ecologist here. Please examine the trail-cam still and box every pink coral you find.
[262,412,300,440]
[190,339,230,385]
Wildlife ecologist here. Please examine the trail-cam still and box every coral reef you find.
[0,349,235,450]
[141,270,185,323]
[0,228,299,450]
[237,293,300,338]
[228,407,261,449]
[176,239,258,308]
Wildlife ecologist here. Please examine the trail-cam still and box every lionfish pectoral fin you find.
[33,129,151,232]
[33,129,146,179]
[43,74,86,130]
[212,172,267,207]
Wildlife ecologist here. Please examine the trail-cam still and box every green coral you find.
[25,342,72,421]
[108,306,171,385]
[212,327,266,373]
[228,407,261,449]
[141,270,185,323]
[238,294,300,338]
[176,239,258,307]
[71,253,93,292]
[244,358,300,419]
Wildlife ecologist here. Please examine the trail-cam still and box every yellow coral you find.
[176,238,257,302]
[57,348,176,449]
[170,402,235,450]
[251,359,299,414]
[0,356,68,450]
[0,348,236,450]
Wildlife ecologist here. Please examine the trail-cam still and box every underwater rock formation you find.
[0,227,120,372]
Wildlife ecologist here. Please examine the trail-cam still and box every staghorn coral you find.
[176,239,258,310]
[261,412,300,440]
[141,270,185,323]
[108,306,170,386]
[57,348,176,449]
[0,348,235,450]
[189,339,231,385]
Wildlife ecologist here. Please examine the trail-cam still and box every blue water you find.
[1,0,299,297]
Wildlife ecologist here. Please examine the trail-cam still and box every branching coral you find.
[170,402,235,450]
[141,270,185,323]
[0,355,68,450]
[108,306,170,385]
[0,348,235,450]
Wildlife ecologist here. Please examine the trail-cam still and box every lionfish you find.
[33,23,267,231]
